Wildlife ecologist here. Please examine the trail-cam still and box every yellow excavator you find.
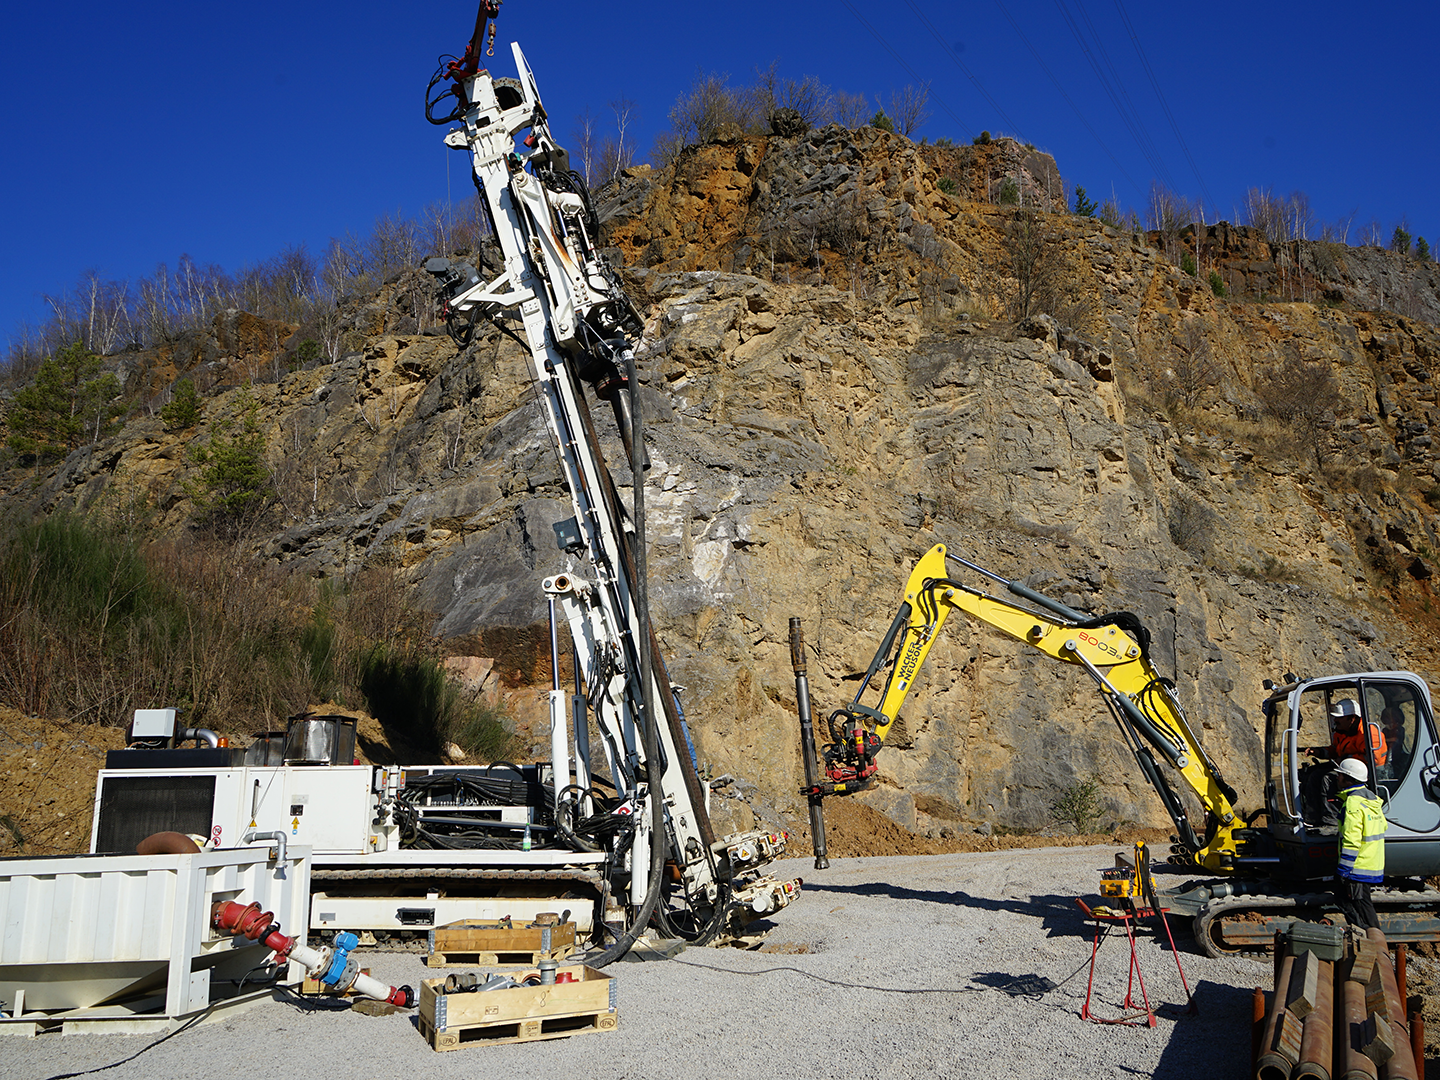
[796,543,1440,955]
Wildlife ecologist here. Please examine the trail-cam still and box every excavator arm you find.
[808,543,1245,872]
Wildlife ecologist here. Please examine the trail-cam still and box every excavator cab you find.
[1265,671,1440,879]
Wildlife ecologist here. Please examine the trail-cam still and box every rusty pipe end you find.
[136,831,201,856]
[788,618,806,673]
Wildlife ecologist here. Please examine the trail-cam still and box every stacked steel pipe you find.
[1254,929,1422,1080]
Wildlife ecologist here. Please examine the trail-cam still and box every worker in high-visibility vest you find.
[1334,756,1386,930]
[1329,699,1387,767]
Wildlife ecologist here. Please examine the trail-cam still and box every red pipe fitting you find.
[211,901,297,957]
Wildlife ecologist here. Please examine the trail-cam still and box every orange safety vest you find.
[1335,721,1388,767]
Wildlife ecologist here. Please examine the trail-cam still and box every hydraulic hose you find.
[585,345,667,968]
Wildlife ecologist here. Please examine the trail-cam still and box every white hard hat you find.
[1337,757,1368,783]
[1329,699,1362,720]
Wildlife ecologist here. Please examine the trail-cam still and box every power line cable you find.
[1111,0,1215,213]
[837,0,974,139]
[1052,0,1176,200]
[1072,0,1173,190]
[900,0,1026,141]
[992,0,1143,200]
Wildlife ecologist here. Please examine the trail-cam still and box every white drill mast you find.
[425,42,797,939]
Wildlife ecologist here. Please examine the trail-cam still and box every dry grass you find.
[0,511,512,758]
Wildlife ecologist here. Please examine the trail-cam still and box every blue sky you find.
[2,1,1435,349]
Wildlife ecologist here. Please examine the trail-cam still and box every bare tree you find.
[1147,183,1199,262]
[753,62,833,128]
[888,84,932,138]
[667,70,762,146]
[571,109,598,185]
[423,202,455,259]
[368,213,420,282]
[1257,355,1340,464]
[1002,209,1060,320]
[1099,197,1138,232]
[831,90,870,128]
[608,98,638,176]
[1170,318,1222,408]
[1243,187,1316,244]
[1285,191,1313,242]
[1242,187,1285,243]
[650,129,685,169]
[1319,209,1357,245]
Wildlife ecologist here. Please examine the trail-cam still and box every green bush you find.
[1050,775,1104,834]
[358,644,511,760]
[973,130,992,145]
[1181,252,1197,276]
[160,378,202,431]
[1392,225,1412,254]
[937,176,957,195]
[997,177,1019,206]
[0,512,163,648]
[869,111,895,133]
[1417,236,1431,262]
[1208,269,1226,297]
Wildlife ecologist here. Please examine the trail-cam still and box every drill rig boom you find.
[425,35,796,941]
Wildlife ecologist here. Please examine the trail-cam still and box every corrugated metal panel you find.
[0,847,310,1014]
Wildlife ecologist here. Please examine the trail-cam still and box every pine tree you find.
[160,378,202,431]
[186,390,273,533]
[5,342,124,461]
[869,111,895,133]
[1072,186,1098,217]
[1416,236,1431,262]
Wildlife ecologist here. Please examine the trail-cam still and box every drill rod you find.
[790,617,829,869]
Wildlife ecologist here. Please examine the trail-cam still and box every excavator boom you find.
[809,543,1243,871]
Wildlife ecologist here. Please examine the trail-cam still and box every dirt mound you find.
[0,707,126,856]
[787,797,1171,859]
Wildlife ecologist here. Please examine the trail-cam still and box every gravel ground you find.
[8,846,1294,1080]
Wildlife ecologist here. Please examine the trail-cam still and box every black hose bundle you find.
[394,766,552,851]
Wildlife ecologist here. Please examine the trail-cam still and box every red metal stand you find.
[1077,901,1156,1026]
[1075,898,1196,1027]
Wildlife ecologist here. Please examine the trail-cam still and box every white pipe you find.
[243,830,288,877]
[549,689,570,807]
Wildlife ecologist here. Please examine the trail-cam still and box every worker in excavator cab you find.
[1329,698,1387,768]
[1377,706,1410,782]
[1301,698,1387,826]
[1334,756,1386,930]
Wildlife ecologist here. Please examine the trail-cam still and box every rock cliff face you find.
[9,125,1440,839]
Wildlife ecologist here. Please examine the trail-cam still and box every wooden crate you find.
[425,920,577,967]
[417,965,617,1051]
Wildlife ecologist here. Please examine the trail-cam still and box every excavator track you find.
[1194,887,1440,958]
[1193,892,1334,957]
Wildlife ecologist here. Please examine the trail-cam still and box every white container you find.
[0,845,311,1025]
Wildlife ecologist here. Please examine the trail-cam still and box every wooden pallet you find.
[426,947,574,967]
[419,1007,617,1050]
[425,919,577,968]
[417,965,616,1052]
